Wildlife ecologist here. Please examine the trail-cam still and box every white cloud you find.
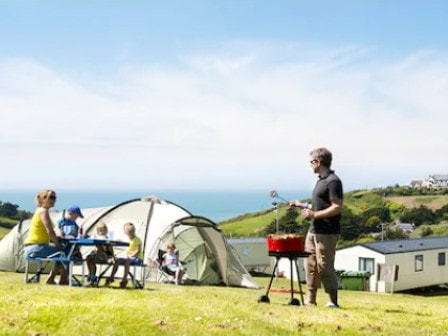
[1,44,447,190]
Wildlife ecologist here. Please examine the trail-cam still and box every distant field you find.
[0,227,10,240]
[0,216,17,227]
[1,272,448,335]
[386,195,448,210]
[0,216,16,240]
[0,217,17,240]
[411,222,448,238]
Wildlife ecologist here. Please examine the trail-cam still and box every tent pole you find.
[142,201,156,260]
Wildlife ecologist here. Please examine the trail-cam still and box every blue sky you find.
[2,1,447,65]
[1,1,448,191]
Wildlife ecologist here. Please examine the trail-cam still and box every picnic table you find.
[66,238,130,286]
[25,238,130,287]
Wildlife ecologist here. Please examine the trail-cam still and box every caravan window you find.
[359,257,374,275]
[415,255,424,272]
[438,252,446,266]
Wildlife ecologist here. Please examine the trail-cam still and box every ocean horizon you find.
[0,189,311,222]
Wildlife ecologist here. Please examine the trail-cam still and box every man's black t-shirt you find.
[310,170,343,234]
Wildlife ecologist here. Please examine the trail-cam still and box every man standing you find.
[289,147,343,308]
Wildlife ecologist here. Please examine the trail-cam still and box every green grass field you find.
[219,206,289,237]
[1,272,448,335]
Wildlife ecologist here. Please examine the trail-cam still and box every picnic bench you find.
[24,238,146,289]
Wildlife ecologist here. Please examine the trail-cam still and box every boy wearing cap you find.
[57,205,84,262]
[57,205,84,239]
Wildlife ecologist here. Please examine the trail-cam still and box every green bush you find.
[400,205,435,226]
[365,215,381,228]
[386,201,406,217]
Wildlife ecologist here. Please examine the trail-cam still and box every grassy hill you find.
[1,272,448,335]
[218,189,384,238]
[343,190,388,213]
[219,191,448,239]
[219,206,289,237]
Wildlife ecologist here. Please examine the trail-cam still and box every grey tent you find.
[147,216,257,287]
[0,197,259,289]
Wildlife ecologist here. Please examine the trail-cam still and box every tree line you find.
[375,185,448,197]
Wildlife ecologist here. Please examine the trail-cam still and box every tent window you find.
[359,257,374,275]
[438,252,446,266]
[415,255,424,272]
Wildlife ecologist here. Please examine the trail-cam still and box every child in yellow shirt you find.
[105,222,143,288]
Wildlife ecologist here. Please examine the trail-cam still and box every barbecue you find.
[258,234,309,306]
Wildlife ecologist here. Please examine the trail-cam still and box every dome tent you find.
[147,216,258,287]
[82,197,259,288]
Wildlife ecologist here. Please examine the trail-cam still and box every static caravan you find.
[227,237,305,281]
[335,237,448,293]
[277,256,306,283]
[227,238,272,273]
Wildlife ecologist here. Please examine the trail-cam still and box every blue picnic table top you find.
[66,238,129,247]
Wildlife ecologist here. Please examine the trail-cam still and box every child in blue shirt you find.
[57,205,84,238]
[57,205,84,259]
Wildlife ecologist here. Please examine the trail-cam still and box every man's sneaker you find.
[304,301,317,306]
[325,302,340,308]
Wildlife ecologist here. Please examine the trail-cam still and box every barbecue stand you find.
[258,251,309,306]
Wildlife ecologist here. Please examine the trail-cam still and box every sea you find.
[0,189,310,222]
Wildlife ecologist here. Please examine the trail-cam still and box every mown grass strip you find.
[1,272,448,336]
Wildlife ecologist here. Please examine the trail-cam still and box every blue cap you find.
[67,205,84,218]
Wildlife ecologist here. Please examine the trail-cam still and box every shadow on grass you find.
[102,285,157,292]
[400,284,448,297]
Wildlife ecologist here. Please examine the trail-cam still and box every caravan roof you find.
[361,237,448,254]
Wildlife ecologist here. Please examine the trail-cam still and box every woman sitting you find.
[24,189,68,285]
